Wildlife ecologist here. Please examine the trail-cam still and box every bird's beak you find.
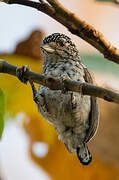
[41,44,55,53]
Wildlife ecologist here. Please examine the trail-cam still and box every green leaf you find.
[0,88,5,139]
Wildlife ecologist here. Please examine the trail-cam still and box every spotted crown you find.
[42,33,81,60]
[43,33,75,47]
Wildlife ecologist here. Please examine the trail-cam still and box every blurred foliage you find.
[0,54,42,116]
[14,30,45,60]
[0,88,5,139]
[90,98,119,164]
[81,54,119,77]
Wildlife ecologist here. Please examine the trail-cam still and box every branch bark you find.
[1,0,119,65]
[0,60,119,104]
[96,0,119,5]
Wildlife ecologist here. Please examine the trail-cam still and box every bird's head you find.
[41,33,79,60]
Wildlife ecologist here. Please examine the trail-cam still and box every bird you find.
[16,33,99,165]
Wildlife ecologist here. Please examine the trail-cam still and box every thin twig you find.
[96,0,119,5]
[1,0,119,65]
[0,60,119,104]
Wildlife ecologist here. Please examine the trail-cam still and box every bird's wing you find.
[83,66,99,143]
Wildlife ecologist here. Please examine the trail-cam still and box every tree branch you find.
[0,60,119,104]
[96,0,119,5]
[1,0,119,65]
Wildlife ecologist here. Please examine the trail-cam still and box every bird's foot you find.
[16,65,30,84]
[29,80,40,104]
[61,75,71,94]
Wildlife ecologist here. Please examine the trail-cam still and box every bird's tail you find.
[77,143,92,165]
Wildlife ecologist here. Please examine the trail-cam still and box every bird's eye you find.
[59,41,65,47]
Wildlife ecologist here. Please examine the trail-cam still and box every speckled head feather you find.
[42,33,80,59]
[43,33,75,47]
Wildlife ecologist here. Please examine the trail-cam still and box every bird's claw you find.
[29,80,40,104]
[16,65,30,84]
[61,75,71,94]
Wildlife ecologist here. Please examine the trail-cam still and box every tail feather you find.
[77,143,92,165]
